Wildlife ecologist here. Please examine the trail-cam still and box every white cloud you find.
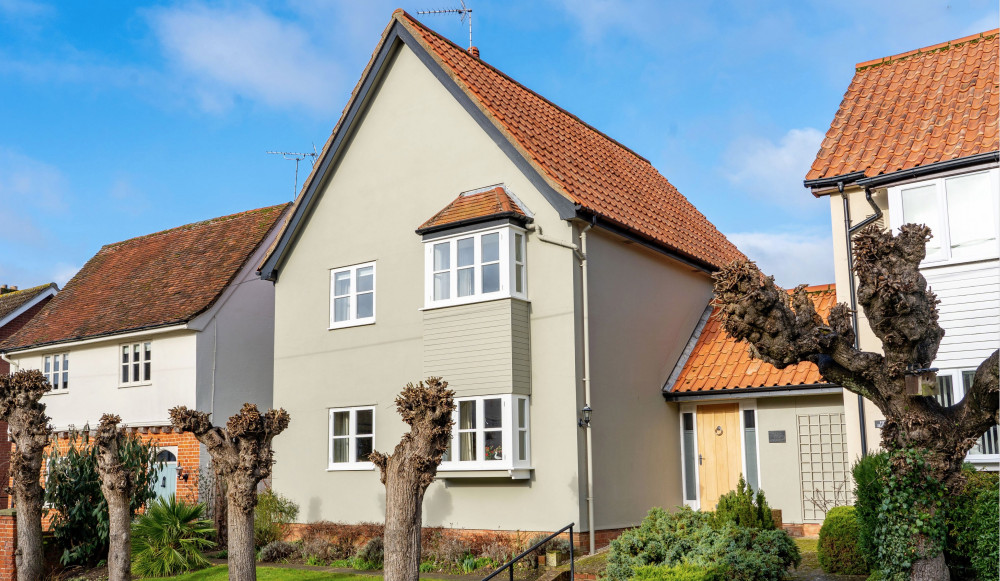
[0,0,52,18]
[722,128,825,208]
[726,231,834,289]
[147,3,344,113]
[50,263,80,287]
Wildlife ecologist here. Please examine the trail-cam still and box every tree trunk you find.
[912,537,950,581]
[227,499,256,581]
[104,488,132,581]
[214,475,228,547]
[14,498,42,581]
[383,468,424,581]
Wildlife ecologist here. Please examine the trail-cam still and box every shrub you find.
[970,481,999,581]
[817,506,866,575]
[632,563,726,581]
[259,540,298,562]
[44,430,160,566]
[131,495,215,577]
[254,488,299,548]
[427,534,470,564]
[714,475,774,530]
[851,451,887,569]
[944,466,999,580]
[606,507,798,581]
[300,537,335,563]
[354,535,384,569]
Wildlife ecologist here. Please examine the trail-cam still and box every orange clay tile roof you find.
[417,186,529,233]
[806,30,999,182]
[397,12,744,269]
[1,204,289,351]
[0,284,56,322]
[670,285,838,393]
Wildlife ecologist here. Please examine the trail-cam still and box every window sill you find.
[42,390,69,396]
[327,463,375,472]
[119,382,152,389]
[919,255,998,271]
[329,319,376,331]
[436,468,532,480]
[966,454,999,465]
[421,294,529,312]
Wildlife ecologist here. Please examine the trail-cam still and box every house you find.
[663,284,849,534]
[0,204,289,501]
[258,10,743,550]
[0,283,58,508]
[804,29,999,469]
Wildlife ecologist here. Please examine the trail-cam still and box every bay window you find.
[889,169,999,265]
[440,394,530,471]
[328,406,375,470]
[424,227,526,308]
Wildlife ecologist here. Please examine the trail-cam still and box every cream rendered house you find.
[259,11,743,549]
[804,29,999,468]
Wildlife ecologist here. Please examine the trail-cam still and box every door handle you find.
[698,454,703,466]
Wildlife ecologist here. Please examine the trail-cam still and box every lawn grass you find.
[151,566,369,580]
[571,551,609,575]
[793,537,818,553]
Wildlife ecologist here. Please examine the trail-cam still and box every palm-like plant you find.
[131,495,216,577]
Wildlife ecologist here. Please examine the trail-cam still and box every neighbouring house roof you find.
[0,283,57,322]
[261,10,744,278]
[668,285,838,394]
[806,30,999,184]
[417,186,530,234]
[1,204,289,352]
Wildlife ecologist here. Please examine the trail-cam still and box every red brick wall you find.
[0,510,15,581]
[0,295,51,509]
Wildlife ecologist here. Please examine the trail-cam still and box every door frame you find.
[679,399,760,510]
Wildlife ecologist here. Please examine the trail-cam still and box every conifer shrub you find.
[970,479,999,581]
[632,563,726,581]
[816,506,866,575]
[851,451,887,569]
[713,475,775,530]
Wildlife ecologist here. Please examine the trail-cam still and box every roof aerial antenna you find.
[266,148,318,198]
[418,0,473,50]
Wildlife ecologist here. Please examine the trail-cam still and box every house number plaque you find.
[768,430,786,443]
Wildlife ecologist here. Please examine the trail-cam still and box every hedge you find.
[817,506,866,575]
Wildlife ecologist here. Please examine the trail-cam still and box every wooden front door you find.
[696,403,741,510]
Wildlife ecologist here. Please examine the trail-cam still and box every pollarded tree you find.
[0,370,52,581]
[169,404,290,581]
[371,378,455,581]
[713,224,998,581]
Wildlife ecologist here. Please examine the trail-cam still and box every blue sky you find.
[1,0,996,289]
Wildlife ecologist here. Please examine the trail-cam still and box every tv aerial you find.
[418,0,473,49]
[267,145,318,198]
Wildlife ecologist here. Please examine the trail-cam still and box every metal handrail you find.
[482,523,575,581]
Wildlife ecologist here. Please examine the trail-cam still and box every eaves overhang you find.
[804,151,1000,196]
[662,383,840,402]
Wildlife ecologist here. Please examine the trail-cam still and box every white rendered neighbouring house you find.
[804,29,1000,469]
[0,204,289,502]
[257,10,746,550]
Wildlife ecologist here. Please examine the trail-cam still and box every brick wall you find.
[0,296,52,374]
[0,509,15,581]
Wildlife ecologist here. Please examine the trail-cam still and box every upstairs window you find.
[424,227,526,308]
[329,262,376,329]
[120,342,151,386]
[43,353,69,391]
[890,169,999,265]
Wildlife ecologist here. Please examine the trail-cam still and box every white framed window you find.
[424,226,527,308]
[328,406,375,470]
[440,394,530,471]
[120,342,151,386]
[888,169,1000,265]
[935,369,999,460]
[43,353,69,391]
[329,261,376,329]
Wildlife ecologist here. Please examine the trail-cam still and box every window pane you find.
[514,233,523,262]
[62,372,68,391]
[63,354,69,371]
[143,343,151,361]
[333,438,349,463]
[122,364,129,383]
[334,271,351,296]
[518,431,527,461]
[356,292,374,319]
[133,361,140,382]
[901,184,942,254]
[743,411,759,493]
[743,409,755,429]
[482,232,500,262]
[144,362,151,382]
[434,272,450,300]
[484,398,502,429]
[44,356,50,374]
[485,430,502,460]
[947,173,995,258]
[333,411,350,437]
[356,436,373,463]
[460,432,476,461]
[442,441,452,462]
[457,238,475,267]
[53,356,60,373]
[482,263,500,293]
[682,413,697,501]
[936,375,954,407]
[334,297,350,322]
[122,346,129,364]
[433,242,450,270]
[517,399,526,429]
[457,268,474,297]
[356,409,373,435]
[357,266,374,292]
[459,401,476,430]
[962,370,976,392]
[515,265,524,294]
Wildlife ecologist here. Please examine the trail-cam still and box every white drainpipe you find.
[0,352,17,372]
